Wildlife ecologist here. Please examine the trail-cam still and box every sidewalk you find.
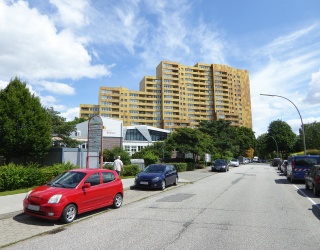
[0,168,211,219]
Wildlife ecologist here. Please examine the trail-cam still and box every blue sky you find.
[1,0,320,138]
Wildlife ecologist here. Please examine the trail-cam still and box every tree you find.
[103,146,131,165]
[166,127,213,162]
[131,141,173,160]
[303,122,320,150]
[234,126,256,157]
[198,120,235,158]
[267,120,296,158]
[69,117,87,125]
[255,133,270,159]
[0,77,52,164]
[47,107,80,148]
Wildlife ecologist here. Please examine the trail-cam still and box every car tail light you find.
[292,161,295,170]
[315,176,320,184]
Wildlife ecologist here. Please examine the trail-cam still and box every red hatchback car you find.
[23,169,124,223]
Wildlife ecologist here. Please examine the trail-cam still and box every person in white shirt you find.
[113,156,124,176]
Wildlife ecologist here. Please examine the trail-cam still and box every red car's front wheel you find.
[61,204,77,223]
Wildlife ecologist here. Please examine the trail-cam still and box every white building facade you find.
[70,117,170,155]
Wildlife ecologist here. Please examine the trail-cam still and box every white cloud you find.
[0,79,8,90]
[88,0,147,54]
[304,69,320,104]
[35,81,75,95]
[0,0,109,82]
[39,95,61,107]
[60,107,80,121]
[135,0,226,75]
[266,24,316,53]
[49,0,90,29]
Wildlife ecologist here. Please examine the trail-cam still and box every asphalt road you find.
[3,163,320,250]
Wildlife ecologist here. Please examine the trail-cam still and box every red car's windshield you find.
[48,171,86,188]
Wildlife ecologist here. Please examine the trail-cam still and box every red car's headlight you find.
[25,190,33,199]
[48,194,62,204]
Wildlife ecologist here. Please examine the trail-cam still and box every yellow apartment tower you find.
[79,61,252,131]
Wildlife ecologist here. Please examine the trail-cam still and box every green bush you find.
[103,164,113,170]
[306,149,320,155]
[122,164,140,176]
[104,164,140,177]
[0,162,77,192]
[186,162,196,171]
[0,164,26,191]
[143,151,159,166]
[172,163,187,172]
[24,165,43,187]
[290,150,320,156]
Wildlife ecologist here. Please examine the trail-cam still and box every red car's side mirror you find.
[82,183,91,189]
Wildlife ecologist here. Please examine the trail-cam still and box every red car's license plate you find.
[28,204,40,211]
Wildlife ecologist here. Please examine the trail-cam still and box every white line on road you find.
[293,184,320,209]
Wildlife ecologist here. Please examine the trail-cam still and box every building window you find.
[124,129,147,141]
[149,130,168,141]
[131,146,137,153]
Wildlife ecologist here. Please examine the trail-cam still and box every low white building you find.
[70,117,170,155]
[123,125,169,155]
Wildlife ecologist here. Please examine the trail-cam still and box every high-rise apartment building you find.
[79,61,252,131]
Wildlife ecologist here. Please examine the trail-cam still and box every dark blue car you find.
[287,155,320,183]
[212,159,229,172]
[133,164,178,190]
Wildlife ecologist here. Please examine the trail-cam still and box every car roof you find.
[148,164,172,166]
[69,168,113,173]
[291,155,320,157]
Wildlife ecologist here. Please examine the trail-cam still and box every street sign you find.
[86,116,103,168]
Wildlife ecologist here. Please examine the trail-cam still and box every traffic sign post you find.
[86,116,103,168]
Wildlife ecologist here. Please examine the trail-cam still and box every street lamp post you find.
[260,94,307,155]
[270,136,278,158]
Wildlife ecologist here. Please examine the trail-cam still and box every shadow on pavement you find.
[13,206,115,226]
[274,179,290,184]
[311,204,320,220]
[13,213,61,226]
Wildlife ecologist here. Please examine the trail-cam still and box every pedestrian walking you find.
[113,156,124,177]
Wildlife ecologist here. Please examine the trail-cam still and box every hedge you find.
[0,162,77,192]
[103,164,141,177]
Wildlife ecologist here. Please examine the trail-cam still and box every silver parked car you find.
[229,158,240,167]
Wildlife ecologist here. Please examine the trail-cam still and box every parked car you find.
[253,156,259,163]
[238,156,246,165]
[212,159,229,172]
[272,158,282,169]
[280,160,288,175]
[287,155,320,183]
[133,164,178,190]
[305,164,320,196]
[229,158,240,167]
[23,169,124,223]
